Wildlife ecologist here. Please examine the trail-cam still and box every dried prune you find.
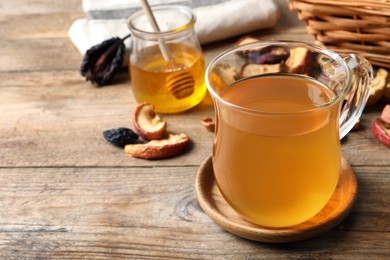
[247,46,290,64]
[103,127,138,147]
[80,34,131,86]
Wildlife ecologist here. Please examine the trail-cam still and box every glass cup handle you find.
[339,54,373,139]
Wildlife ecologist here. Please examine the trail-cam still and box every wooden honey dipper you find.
[139,0,195,100]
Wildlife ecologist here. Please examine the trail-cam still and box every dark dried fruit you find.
[80,34,131,86]
[236,37,290,65]
[247,46,290,64]
[103,127,138,147]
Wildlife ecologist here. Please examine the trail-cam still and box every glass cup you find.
[128,5,206,114]
[206,41,373,228]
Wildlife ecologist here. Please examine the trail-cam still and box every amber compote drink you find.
[206,41,372,228]
[215,74,340,227]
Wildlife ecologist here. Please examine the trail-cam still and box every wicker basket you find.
[289,0,390,68]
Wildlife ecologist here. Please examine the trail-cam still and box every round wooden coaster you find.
[195,155,358,243]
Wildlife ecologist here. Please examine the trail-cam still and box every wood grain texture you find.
[0,165,389,259]
[0,0,82,15]
[0,0,389,258]
[0,71,214,167]
[0,38,83,71]
[0,13,84,40]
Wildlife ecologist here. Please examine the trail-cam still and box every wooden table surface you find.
[1,0,390,259]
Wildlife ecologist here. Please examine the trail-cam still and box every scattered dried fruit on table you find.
[80,34,131,86]
[367,68,388,106]
[284,47,311,74]
[124,133,190,159]
[381,104,390,124]
[372,118,390,148]
[240,63,281,78]
[103,127,139,147]
[201,117,215,132]
[133,102,166,140]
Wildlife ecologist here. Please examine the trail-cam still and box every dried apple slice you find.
[367,68,388,106]
[124,133,190,159]
[133,102,166,140]
[372,118,390,148]
[240,63,281,78]
[284,47,311,74]
[381,104,390,124]
[236,35,262,49]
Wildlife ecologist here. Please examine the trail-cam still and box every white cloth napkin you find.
[68,0,279,54]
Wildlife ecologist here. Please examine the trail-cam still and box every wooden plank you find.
[0,0,82,15]
[0,166,388,230]
[0,71,214,167]
[0,38,83,71]
[0,166,388,258]
[0,13,85,40]
[0,229,388,259]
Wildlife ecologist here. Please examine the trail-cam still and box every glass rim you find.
[205,41,352,116]
[127,5,196,38]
